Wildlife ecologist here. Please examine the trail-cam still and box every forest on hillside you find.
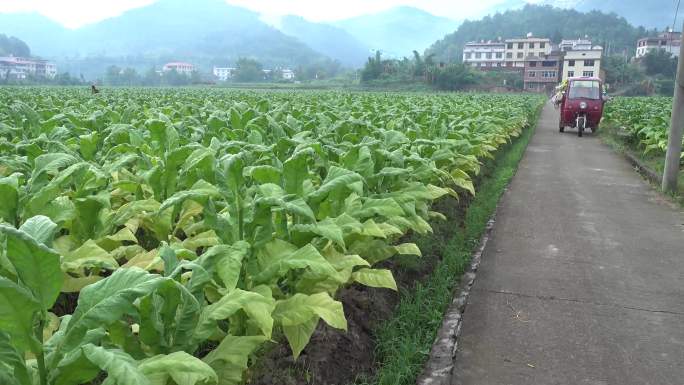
[426,4,654,63]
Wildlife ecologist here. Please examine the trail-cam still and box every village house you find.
[561,45,603,81]
[163,62,195,75]
[635,29,681,58]
[462,40,506,69]
[213,66,236,81]
[523,51,562,92]
[0,56,57,80]
[504,34,552,69]
[559,38,593,52]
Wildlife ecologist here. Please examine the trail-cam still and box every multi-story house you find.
[163,62,195,75]
[213,67,236,81]
[0,56,57,80]
[504,34,552,69]
[636,29,681,58]
[562,46,603,80]
[462,40,506,69]
[523,51,562,92]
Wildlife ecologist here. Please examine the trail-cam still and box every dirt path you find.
[451,102,684,385]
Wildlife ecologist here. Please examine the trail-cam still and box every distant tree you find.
[163,69,189,86]
[190,70,202,84]
[120,68,139,86]
[105,65,122,86]
[603,55,644,88]
[361,51,384,82]
[143,67,161,86]
[641,49,677,77]
[234,58,263,82]
[433,63,479,90]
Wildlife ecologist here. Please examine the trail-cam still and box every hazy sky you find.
[0,0,535,28]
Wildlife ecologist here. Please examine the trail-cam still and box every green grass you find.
[353,106,541,385]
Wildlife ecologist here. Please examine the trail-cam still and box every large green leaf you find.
[202,335,267,385]
[273,292,347,330]
[139,351,218,385]
[62,268,167,351]
[81,344,150,385]
[194,289,274,342]
[0,278,40,353]
[0,224,62,311]
[0,331,31,385]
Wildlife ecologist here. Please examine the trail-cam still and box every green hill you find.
[427,4,653,63]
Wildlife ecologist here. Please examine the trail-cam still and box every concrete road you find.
[451,102,684,385]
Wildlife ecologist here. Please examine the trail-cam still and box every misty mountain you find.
[0,0,329,78]
[0,12,70,58]
[426,4,652,63]
[333,6,460,58]
[279,15,370,67]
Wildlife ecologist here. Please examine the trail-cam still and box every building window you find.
[542,71,556,78]
[542,61,556,67]
[496,52,503,59]
[567,71,574,77]
[506,52,513,59]
[529,61,537,67]
[584,59,595,66]
[507,43,513,49]
[568,60,575,67]
[465,53,472,59]
[529,42,535,49]
[540,42,546,49]
[475,52,481,59]
[528,71,536,77]
[518,43,524,49]
[485,52,492,59]
[517,52,523,59]
[480,62,486,67]
[583,71,594,77]
[527,52,534,57]
[528,83,535,89]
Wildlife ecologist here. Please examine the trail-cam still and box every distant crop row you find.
[0,88,543,385]
[603,97,682,158]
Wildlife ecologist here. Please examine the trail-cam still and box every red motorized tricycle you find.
[558,77,607,137]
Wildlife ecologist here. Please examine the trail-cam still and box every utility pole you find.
[662,22,684,193]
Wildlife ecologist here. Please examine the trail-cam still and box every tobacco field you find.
[603,96,683,158]
[0,88,543,385]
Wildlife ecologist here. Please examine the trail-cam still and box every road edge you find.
[415,105,543,385]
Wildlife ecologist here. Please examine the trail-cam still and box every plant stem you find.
[36,318,47,385]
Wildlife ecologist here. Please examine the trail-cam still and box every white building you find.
[282,69,295,80]
[163,62,194,75]
[462,40,506,69]
[561,46,603,81]
[504,34,552,68]
[0,56,57,80]
[636,30,681,58]
[560,38,593,52]
[213,67,236,81]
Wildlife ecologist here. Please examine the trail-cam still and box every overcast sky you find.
[0,0,539,28]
